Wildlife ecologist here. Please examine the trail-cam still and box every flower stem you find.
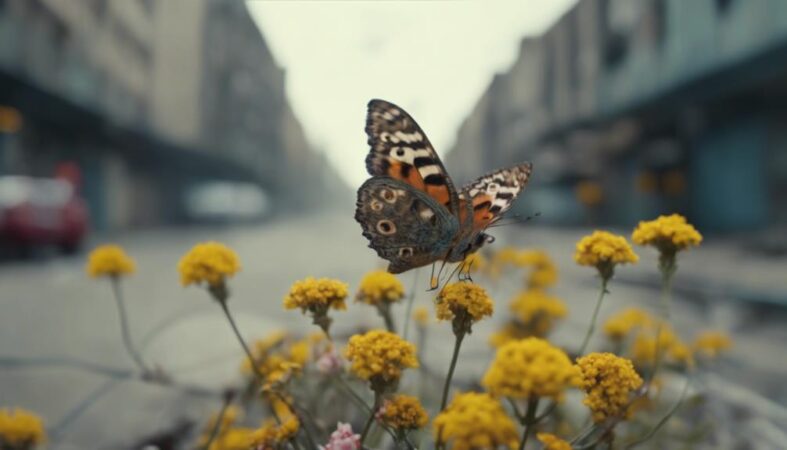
[648,264,675,385]
[578,277,609,356]
[217,299,265,382]
[110,277,149,374]
[202,393,233,450]
[378,304,396,333]
[360,393,380,444]
[518,397,539,450]
[440,331,466,411]
[402,270,420,341]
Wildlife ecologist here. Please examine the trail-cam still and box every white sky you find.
[247,0,576,187]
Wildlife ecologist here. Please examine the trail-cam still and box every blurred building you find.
[447,0,787,232]
[0,0,343,230]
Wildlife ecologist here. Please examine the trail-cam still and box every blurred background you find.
[1,0,786,448]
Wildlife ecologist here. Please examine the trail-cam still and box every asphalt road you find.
[1,211,786,448]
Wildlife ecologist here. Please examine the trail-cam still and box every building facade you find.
[447,0,787,232]
[0,0,341,230]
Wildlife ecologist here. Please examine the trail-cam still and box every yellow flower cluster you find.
[460,252,487,275]
[630,326,693,368]
[86,244,135,278]
[249,415,299,449]
[632,214,702,252]
[603,308,654,341]
[283,277,348,312]
[207,427,255,450]
[693,331,732,358]
[356,270,405,305]
[574,231,639,276]
[0,408,46,447]
[433,392,519,450]
[518,250,559,289]
[436,282,494,323]
[241,332,310,385]
[344,330,418,386]
[488,323,530,348]
[509,290,567,337]
[379,394,429,430]
[576,353,643,422]
[537,433,572,450]
[482,338,580,400]
[412,306,430,327]
[178,242,240,287]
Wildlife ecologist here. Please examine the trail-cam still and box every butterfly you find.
[355,99,532,276]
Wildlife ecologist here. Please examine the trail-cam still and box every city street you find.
[1,210,786,448]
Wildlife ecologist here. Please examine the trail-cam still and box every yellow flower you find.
[379,395,429,431]
[0,408,46,447]
[178,242,240,287]
[356,270,405,305]
[283,277,348,335]
[460,252,487,275]
[669,340,695,368]
[537,433,572,450]
[603,308,654,341]
[250,415,299,449]
[509,290,567,337]
[86,244,135,278]
[482,338,580,400]
[433,392,518,450]
[517,250,559,289]
[241,334,309,385]
[413,306,430,327]
[574,231,638,279]
[206,427,255,450]
[345,330,418,390]
[576,353,643,422]
[436,283,494,334]
[632,214,702,253]
[488,323,529,348]
[693,331,732,358]
[283,277,348,312]
[630,325,691,368]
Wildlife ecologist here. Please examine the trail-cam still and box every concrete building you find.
[0,0,342,230]
[446,0,787,232]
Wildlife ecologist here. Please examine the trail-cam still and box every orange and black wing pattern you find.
[365,99,459,215]
[459,163,533,231]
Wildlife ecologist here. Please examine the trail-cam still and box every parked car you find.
[184,181,270,223]
[0,176,88,254]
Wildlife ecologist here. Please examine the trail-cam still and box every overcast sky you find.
[247,0,576,187]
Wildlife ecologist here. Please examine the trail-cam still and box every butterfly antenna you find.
[488,211,541,228]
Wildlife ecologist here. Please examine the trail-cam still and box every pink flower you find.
[316,348,345,375]
[320,422,361,450]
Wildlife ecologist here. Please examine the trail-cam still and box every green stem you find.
[439,331,466,411]
[110,277,149,373]
[623,376,691,449]
[648,265,675,385]
[379,304,396,333]
[402,270,420,341]
[360,393,381,444]
[517,397,539,450]
[202,394,233,450]
[218,299,265,382]
[578,277,609,356]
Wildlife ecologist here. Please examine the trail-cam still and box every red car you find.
[0,176,88,254]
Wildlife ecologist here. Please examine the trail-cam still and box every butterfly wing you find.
[355,176,458,274]
[446,163,533,262]
[460,162,533,229]
[365,99,460,216]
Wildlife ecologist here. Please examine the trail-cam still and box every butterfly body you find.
[355,99,532,274]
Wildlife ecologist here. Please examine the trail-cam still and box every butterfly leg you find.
[428,262,439,291]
